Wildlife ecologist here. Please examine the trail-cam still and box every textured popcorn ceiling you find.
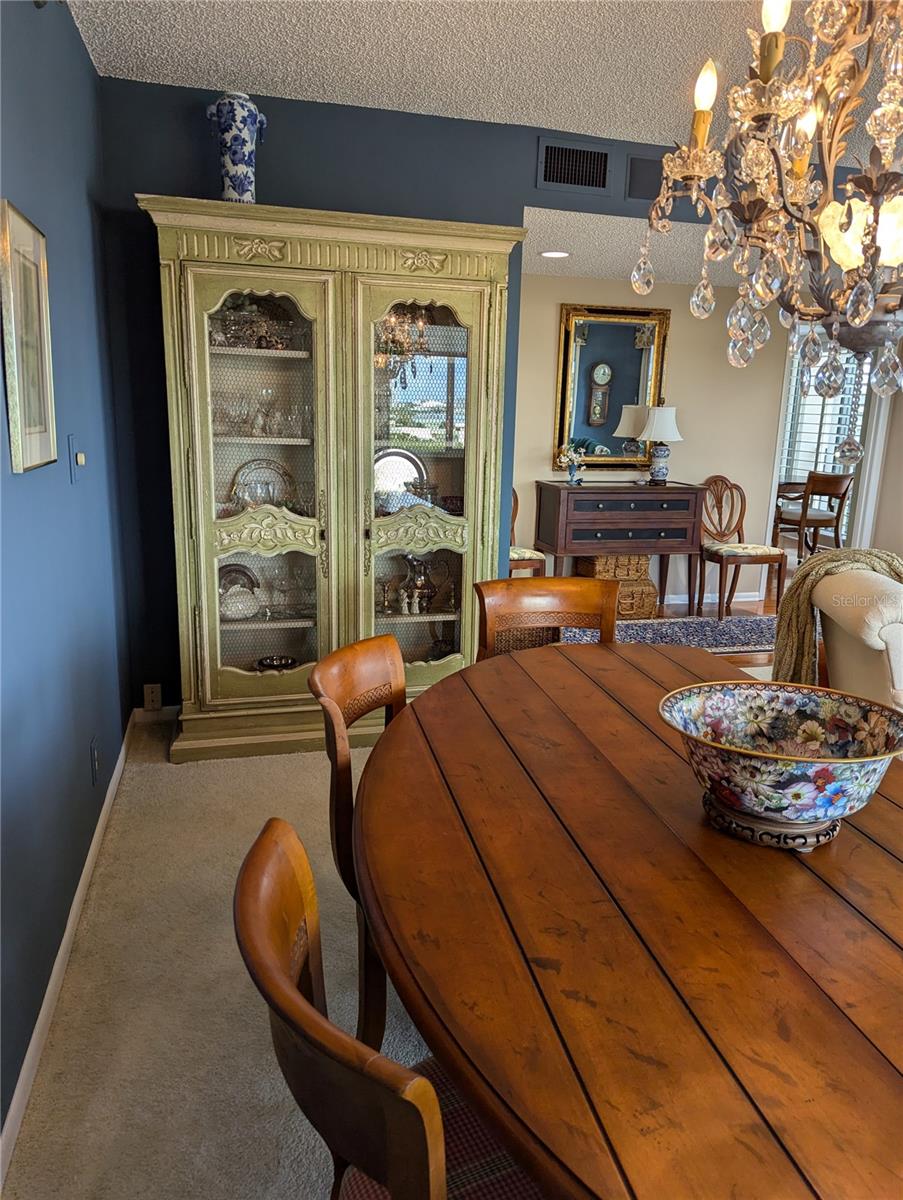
[70,0,839,150]
[524,207,738,286]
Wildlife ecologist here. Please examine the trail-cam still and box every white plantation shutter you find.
[779,334,870,541]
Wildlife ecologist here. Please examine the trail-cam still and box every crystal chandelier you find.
[373,305,430,374]
[633,0,903,429]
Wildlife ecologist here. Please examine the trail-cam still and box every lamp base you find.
[648,441,671,485]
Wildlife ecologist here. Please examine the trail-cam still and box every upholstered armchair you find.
[811,570,903,711]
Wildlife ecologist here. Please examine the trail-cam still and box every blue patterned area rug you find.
[563,615,777,655]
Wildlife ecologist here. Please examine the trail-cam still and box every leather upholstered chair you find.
[234,818,546,1200]
[811,570,903,711]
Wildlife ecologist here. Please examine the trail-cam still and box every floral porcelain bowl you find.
[659,681,903,835]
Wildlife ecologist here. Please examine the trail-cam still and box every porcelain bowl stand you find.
[702,791,842,852]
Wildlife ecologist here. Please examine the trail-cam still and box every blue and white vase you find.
[649,442,671,484]
[206,92,267,203]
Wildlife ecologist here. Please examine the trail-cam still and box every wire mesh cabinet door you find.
[183,264,337,706]
[349,277,498,691]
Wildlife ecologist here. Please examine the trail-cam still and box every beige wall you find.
[513,273,790,600]
[873,394,903,555]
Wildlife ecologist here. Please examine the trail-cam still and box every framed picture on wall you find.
[1,199,57,472]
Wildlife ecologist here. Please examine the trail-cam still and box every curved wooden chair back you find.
[308,635,406,901]
[802,470,854,516]
[510,488,519,547]
[234,819,445,1200]
[475,576,619,660]
[701,475,747,544]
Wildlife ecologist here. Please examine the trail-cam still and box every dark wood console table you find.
[534,480,705,614]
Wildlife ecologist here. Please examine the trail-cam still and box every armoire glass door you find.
[185,266,333,703]
[354,280,489,685]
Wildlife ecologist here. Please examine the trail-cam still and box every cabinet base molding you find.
[170,697,431,762]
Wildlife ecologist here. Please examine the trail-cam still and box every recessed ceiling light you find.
[540,250,570,258]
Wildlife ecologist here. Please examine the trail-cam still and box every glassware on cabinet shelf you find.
[208,289,317,521]
[218,550,318,672]
[372,550,462,663]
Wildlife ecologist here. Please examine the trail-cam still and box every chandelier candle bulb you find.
[791,106,819,177]
[690,60,718,150]
[758,0,792,84]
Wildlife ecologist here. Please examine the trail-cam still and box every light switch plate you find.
[67,434,80,485]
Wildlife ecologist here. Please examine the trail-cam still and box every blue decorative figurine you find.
[207,93,267,203]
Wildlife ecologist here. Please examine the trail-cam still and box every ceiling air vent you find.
[626,155,664,202]
[537,137,609,196]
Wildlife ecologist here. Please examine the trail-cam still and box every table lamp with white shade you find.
[637,405,683,485]
[612,404,648,457]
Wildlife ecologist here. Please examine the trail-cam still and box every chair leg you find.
[717,561,728,622]
[696,559,706,615]
[726,564,741,615]
[776,555,787,607]
[356,906,387,1051]
[834,521,843,548]
[771,512,781,547]
[797,524,807,563]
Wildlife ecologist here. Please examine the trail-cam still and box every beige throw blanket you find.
[773,548,903,685]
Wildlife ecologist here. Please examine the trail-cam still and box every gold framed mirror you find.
[553,304,670,468]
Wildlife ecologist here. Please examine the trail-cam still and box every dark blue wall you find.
[97,79,668,704]
[572,322,645,448]
[0,4,129,1119]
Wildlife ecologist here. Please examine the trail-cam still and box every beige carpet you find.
[5,722,427,1199]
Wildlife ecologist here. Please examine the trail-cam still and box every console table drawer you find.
[567,525,691,552]
[568,495,692,518]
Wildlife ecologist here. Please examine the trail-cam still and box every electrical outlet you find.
[90,737,100,787]
[144,683,162,712]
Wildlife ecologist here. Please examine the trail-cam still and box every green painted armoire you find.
[139,196,524,761]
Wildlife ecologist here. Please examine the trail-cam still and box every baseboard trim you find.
[0,710,136,1183]
[133,704,179,725]
[662,590,764,606]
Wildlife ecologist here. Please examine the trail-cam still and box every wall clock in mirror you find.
[588,361,612,427]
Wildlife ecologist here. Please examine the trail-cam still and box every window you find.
[778,335,871,542]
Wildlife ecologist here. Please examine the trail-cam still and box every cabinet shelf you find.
[210,346,311,359]
[376,442,464,458]
[375,611,460,624]
[221,617,316,630]
[215,435,313,446]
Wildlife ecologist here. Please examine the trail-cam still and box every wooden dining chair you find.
[234,819,546,1200]
[771,470,854,561]
[509,489,546,576]
[308,635,406,1050]
[475,576,619,660]
[697,475,787,621]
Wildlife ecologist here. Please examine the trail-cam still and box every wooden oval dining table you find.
[353,642,903,1200]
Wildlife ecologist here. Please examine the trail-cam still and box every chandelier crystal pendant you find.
[633,0,903,388]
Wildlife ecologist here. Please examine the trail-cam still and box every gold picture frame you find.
[1,200,57,472]
[553,303,670,469]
